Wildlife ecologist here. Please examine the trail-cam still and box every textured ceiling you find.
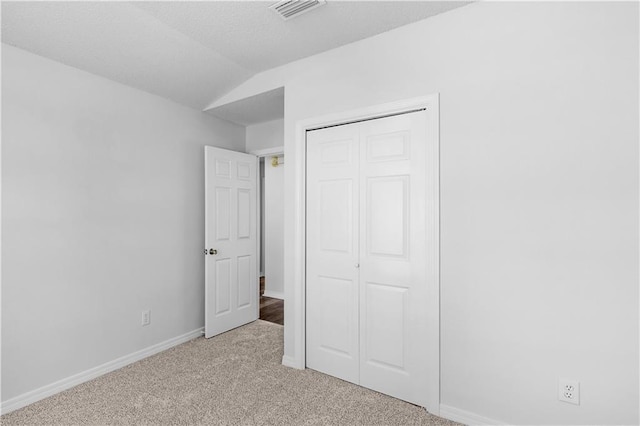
[132,1,470,72]
[1,1,470,122]
[1,2,253,111]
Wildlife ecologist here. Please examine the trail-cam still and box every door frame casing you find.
[288,94,440,414]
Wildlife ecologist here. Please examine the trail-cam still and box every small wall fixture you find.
[271,156,285,167]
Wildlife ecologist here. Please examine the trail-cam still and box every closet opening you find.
[293,95,440,412]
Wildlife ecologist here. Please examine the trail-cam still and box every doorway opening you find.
[257,149,285,325]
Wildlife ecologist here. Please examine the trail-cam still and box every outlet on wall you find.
[141,310,151,326]
[558,378,580,405]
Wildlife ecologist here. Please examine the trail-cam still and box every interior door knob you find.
[209,249,217,255]
[355,263,360,268]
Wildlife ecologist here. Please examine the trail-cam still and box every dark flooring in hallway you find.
[259,276,283,325]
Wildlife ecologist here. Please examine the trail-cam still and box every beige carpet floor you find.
[2,320,459,425]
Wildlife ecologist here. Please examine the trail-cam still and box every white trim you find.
[0,327,204,415]
[281,355,300,369]
[289,94,441,411]
[249,146,285,157]
[263,290,285,300]
[439,404,505,426]
[255,155,261,321]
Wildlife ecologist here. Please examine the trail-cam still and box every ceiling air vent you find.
[270,0,326,21]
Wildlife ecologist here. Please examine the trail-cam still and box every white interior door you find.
[306,110,431,406]
[205,146,258,338]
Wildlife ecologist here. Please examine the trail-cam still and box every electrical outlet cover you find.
[142,310,151,326]
[558,378,580,405]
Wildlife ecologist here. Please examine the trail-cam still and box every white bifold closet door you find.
[306,110,429,407]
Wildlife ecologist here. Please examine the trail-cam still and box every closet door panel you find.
[359,111,429,407]
[306,123,360,384]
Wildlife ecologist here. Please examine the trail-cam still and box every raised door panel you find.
[237,255,251,309]
[215,258,231,315]
[314,276,357,357]
[366,176,409,258]
[215,188,231,242]
[237,188,251,239]
[366,131,410,163]
[215,159,231,178]
[363,282,408,372]
[319,179,353,253]
[320,139,353,167]
[237,162,252,180]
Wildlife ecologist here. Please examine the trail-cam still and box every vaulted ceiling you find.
[2,1,470,121]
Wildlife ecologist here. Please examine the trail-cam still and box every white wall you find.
[1,45,245,403]
[246,119,285,298]
[263,158,285,299]
[213,2,639,424]
[246,118,284,152]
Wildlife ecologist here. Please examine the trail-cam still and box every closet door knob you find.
[355,263,360,268]
[209,249,217,255]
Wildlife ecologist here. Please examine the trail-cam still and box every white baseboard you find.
[1,327,204,415]
[263,290,284,300]
[281,355,302,369]
[439,404,504,425]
